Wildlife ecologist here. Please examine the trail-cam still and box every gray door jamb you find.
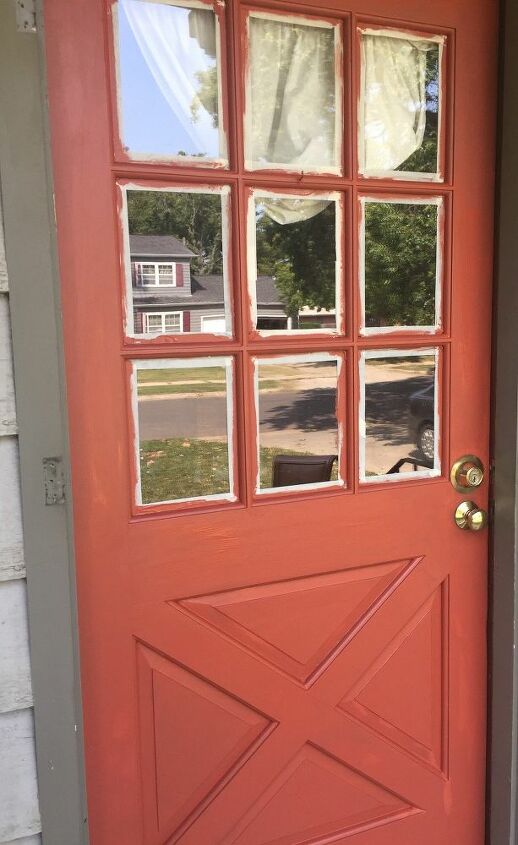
[489,1,518,842]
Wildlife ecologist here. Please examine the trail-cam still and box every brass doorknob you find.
[454,501,488,531]
[450,455,484,492]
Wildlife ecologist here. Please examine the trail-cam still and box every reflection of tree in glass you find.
[397,47,440,173]
[365,203,437,327]
[256,204,336,323]
[127,190,223,275]
[188,8,219,130]
[190,67,218,128]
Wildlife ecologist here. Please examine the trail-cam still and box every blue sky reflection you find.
[118,0,222,159]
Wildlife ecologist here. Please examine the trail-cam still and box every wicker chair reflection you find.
[272,454,338,488]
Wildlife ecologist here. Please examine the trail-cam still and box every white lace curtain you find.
[248,17,336,172]
[248,17,337,224]
[362,34,434,173]
[120,0,218,154]
[260,198,330,226]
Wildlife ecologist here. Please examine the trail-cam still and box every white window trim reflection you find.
[120,181,232,338]
[358,27,445,183]
[244,10,343,175]
[253,352,345,495]
[143,311,184,333]
[131,356,236,506]
[112,0,228,167]
[136,262,178,287]
[359,347,441,484]
[247,189,344,337]
[359,196,443,336]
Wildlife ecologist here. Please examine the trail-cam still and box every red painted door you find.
[43,0,497,842]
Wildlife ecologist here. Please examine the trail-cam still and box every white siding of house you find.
[0,204,42,843]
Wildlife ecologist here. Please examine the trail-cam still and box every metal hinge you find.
[43,457,66,505]
[16,0,37,32]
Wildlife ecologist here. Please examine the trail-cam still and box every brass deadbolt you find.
[454,501,488,532]
[450,455,484,492]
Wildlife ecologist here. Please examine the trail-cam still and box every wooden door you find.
[43,0,497,842]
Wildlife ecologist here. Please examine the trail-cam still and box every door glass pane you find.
[133,358,234,505]
[251,194,340,334]
[123,186,232,337]
[360,350,439,481]
[115,0,227,163]
[360,30,443,179]
[255,356,342,492]
[362,199,441,333]
[245,14,341,173]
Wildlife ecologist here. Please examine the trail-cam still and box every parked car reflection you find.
[409,382,435,462]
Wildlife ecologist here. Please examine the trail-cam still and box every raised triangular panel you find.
[178,560,414,685]
[339,583,447,772]
[137,645,275,843]
[228,743,416,845]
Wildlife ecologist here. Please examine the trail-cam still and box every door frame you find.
[488,1,518,842]
[0,0,514,842]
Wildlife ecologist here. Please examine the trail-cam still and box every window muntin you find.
[244,11,342,174]
[132,357,235,506]
[359,348,440,483]
[121,183,232,339]
[114,0,228,165]
[248,190,343,336]
[359,28,444,181]
[360,197,443,334]
[114,11,449,510]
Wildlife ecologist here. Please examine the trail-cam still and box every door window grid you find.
[111,5,451,510]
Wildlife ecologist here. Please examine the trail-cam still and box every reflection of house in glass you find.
[130,234,335,334]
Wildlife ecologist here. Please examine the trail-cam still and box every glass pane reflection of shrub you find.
[364,201,439,330]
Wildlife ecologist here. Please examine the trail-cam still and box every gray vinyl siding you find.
[189,309,222,334]
[0,192,41,845]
